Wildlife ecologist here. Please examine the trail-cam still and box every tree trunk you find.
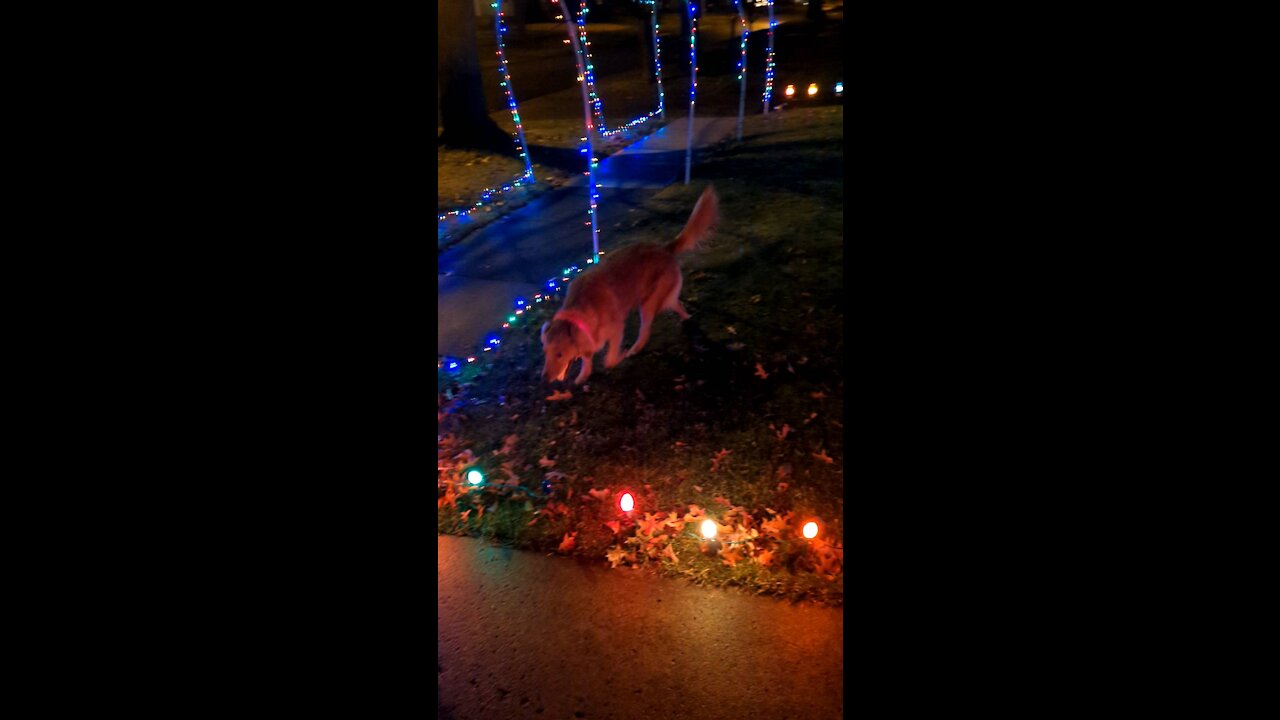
[438,0,518,154]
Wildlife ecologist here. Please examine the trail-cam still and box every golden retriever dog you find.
[541,185,719,385]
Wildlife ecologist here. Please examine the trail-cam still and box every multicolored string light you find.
[684,1,698,185]
[438,1,535,225]
[653,0,665,122]
[763,0,776,113]
[438,256,605,374]
[557,0,601,260]
[566,1,663,139]
[733,0,749,140]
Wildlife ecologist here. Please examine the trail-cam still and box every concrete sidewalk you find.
[438,116,738,359]
[438,534,843,720]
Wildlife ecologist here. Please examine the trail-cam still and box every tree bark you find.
[438,0,518,154]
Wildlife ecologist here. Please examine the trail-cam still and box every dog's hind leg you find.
[663,273,690,320]
[625,303,656,358]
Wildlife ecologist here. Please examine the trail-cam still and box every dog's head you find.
[541,319,588,383]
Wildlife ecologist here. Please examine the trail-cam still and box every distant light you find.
[619,492,634,512]
[784,84,796,97]
[803,521,818,539]
[701,519,717,539]
[467,469,484,485]
[834,81,843,94]
[448,362,458,369]
[807,83,818,97]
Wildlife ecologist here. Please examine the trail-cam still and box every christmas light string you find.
[557,0,601,262]
[438,0,536,225]
[438,254,605,374]
[684,1,698,184]
[653,0,665,122]
[733,0,749,140]
[763,0,776,113]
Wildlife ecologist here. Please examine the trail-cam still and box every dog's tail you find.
[667,185,719,255]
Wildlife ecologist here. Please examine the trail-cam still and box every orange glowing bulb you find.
[802,521,818,539]
[620,492,634,512]
[701,519,717,539]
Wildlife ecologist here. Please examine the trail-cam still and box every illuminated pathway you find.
[437,534,843,720]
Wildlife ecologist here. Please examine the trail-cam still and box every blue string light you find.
[438,256,604,375]
[684,1,698,184]
[733,0,749,140]
[763,0,776,113]
[438,1,536,225]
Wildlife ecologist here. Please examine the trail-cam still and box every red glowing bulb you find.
[619,492,634,512]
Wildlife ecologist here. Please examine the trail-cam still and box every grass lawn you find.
[439,105,844,604]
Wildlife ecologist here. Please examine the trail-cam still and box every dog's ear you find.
[540,321,549,344]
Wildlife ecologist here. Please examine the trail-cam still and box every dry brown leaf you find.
[587,488,611,501]
[776,423,792,441]
[720,547,743,567]
[604,520,621,534]
[813,450,834,464]
[713,496,732,507]
[538,456,556,468]
[557,532,577,553]
[754,363,769,379]
[710,449,732,473]
[546,390,573,402]
[606,545,627,568]
[637,512,664,536]
[754,549,775,567]
[664,544,680,564]
[459,509,472,522]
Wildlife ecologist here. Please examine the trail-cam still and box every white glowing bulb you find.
[803,521,818,539]
[784,84,796,97]
[620,492,634,512]
[701,519,717,539]
[467,469,484,485]
[807,83,818,96]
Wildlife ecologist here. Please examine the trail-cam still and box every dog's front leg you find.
[574,354,594,385]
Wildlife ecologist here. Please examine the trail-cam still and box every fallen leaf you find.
[497,434,519,456]
[638,512,664,536]
[725,325,737,335]
[810,391,826,399]
[459,509,472,522]
[776,423,792,440]
[755,549,775,567]
[749,294,762,303]
[693,485,702,492]
[538,456,556,468]
[761,514,789,538]
[606,545,627,568]
[664,544,680,564]
[776,464,792,479]
[710,448,733,473]
[557,532,577,553]
[813,450,834,464]
[604,520,621,534]
[754,363,769,380]
[665,513,686,530]
[720,546,743,567]
[588,488,612,501]
[546,390,573,401]
[713,496,732,507]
